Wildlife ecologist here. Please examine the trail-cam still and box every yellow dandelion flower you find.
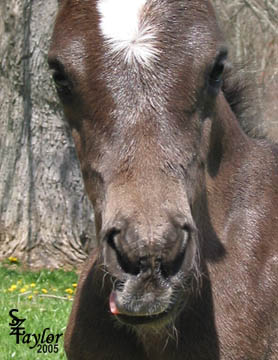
[72,283,77,288]
[28,295,33,300]
[8,284,17,292]
[17,280,22,285]
[20,288,27,293]
[65,288,74,295]
[8,256,18,263]
[30,283,36,288]
[34,290,39,294]
[42,289,48,294]
[67,295,73,300]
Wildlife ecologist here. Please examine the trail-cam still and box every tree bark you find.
[212,0,278,139]
[0,0,95,268]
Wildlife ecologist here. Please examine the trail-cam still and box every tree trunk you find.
[212,0,278,139]
[0,0,95,268]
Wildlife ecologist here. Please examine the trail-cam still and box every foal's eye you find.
[209,62,224,86]
[208,49,228,92]
[51,70,72,96]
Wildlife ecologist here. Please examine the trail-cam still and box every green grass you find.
[0,259,78,359]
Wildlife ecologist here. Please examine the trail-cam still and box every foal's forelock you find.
[97,0,159,66]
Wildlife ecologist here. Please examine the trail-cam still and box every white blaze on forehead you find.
[97,0,159,66]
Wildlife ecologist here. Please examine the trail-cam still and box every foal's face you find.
[49,0,225,326]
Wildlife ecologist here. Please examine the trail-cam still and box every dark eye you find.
[48,56,73,98]
[209,62,224,86]
[52,70,72,96]
[208,49,228,91]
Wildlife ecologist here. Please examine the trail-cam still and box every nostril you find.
[106,227,121,251]
[106,228,141,276]
[160,227,191,278]
[160,248,186,278]
[182,224,192,241]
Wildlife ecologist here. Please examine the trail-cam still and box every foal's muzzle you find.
[102,219,197,325]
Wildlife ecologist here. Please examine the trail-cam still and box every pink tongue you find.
[109,292,119,315]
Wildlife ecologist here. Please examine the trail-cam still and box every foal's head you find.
[49,0,227,326]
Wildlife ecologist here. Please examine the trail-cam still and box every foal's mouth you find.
[109,289,180,326]
[114,308,174,326]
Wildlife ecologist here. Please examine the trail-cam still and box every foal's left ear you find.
[200,117,212,163]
